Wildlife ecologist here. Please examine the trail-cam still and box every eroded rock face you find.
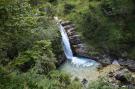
[60,20,135,73]
[118,59,135,72]
[61,21,71,26]
[64,24,75,30]
[67,28,75,33]
[67,31,76,36]
[97,55,113,66]
[61,21,90,58]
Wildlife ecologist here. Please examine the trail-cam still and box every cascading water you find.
[59,24,98,67]
[60,25,73,60]
[58,19,120,82]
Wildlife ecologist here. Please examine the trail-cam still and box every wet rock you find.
[69,35,80,39]
[70,38,82,45]
[74,47,89,57]
[60,20,95,59]
[64,24,75,30]
[61,21,72,26]
[67,30,75,35]
[67,31,76,36]
[67,28,75,33]
[81,78,88,85]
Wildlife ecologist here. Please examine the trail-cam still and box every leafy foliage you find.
[55,0,135,59]
[88,78,128,89]
[0,0,68,89]
[1,0,135,89]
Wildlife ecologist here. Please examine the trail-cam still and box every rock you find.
[81,78,88,85]
[127,65,135,72]
[70,38,82,45]
[97,64,103,70]
[69,35,80,40]
[98,55,112,66]
[126,59,135,72]
[67,28,75,33]
[108,72,114,77]
[60,20,95,59]
[121,52,128,58]
[118,58,127,66]
[73,47,89,57]
[72,44,89,57]
[115,74,128,83]
[118,59,135,72]
[67,31,76,36]
[61,21,72,26]
[112,60,120,65]
[127,85,135,89]
[64,24,75,30]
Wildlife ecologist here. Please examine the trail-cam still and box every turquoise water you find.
[59,22,99,82]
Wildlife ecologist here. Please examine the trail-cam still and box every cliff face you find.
[60,21,135,72]
[60,21,90,58]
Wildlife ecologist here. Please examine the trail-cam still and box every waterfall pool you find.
[59,23,100,82]
[59,60,99,81]
[55,17,121,84]
[59,60,121,83]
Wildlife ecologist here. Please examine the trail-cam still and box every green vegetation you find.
[55,0,135,59]
[88,78,128,89]
[0,0,78,89]
[0,0,135,89]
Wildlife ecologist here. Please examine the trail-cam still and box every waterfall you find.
[60,25,73,60]
[59,24,98,67]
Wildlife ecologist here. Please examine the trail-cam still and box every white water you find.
[59,25,98,67]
